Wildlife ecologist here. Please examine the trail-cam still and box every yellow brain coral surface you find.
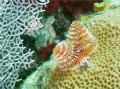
[47,7,120,89]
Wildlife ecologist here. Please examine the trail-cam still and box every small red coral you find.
[40,44,56,60]
[45,0,60,14]
[45,0,103,19]
[60,0,103,19]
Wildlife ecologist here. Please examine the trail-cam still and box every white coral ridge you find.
[0,0,49,89]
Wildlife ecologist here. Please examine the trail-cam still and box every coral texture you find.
[0,0,49,89]
[47,7,120,89]
[19,4,120,89]
[20,58,57,89]
[35,16,56,49]
[45,0,59,14]
[108,0,120,9]
[60,0,103,19]
[94,0,120,12]
[94,1,109,12]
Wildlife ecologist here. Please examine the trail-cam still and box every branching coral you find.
[0,0,49,89]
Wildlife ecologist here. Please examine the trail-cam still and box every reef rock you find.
[47,7,120,89]
[20,7,120,89]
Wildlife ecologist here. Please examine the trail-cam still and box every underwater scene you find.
[0,0,120,89]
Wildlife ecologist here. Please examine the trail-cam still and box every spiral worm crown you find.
[53,20,97,71]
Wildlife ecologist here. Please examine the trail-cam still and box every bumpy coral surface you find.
[20,59,57,89]
[47,7,120,89]
[35,16,56,49]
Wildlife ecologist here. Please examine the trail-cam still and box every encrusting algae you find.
[20,7,120,89]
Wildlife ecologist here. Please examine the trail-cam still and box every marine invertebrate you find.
[18,5,120,89]
[47,7,120,89]
[25,16,43,37]
[59,0,103,19]
[20,58,57,89]
[40,44,55,59]
[0,0,49,89]
[53,20,97,71]
[45,0,59,14]
[108,0,120,9]
[94,1,109,12]
[35,16,56,49]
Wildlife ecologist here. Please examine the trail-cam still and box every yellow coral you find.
[47,7,120,89]
[94,1,109,12]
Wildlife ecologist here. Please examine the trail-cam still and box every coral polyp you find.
[53,20,97,71]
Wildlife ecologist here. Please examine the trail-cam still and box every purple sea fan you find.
[0,0,49,89]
